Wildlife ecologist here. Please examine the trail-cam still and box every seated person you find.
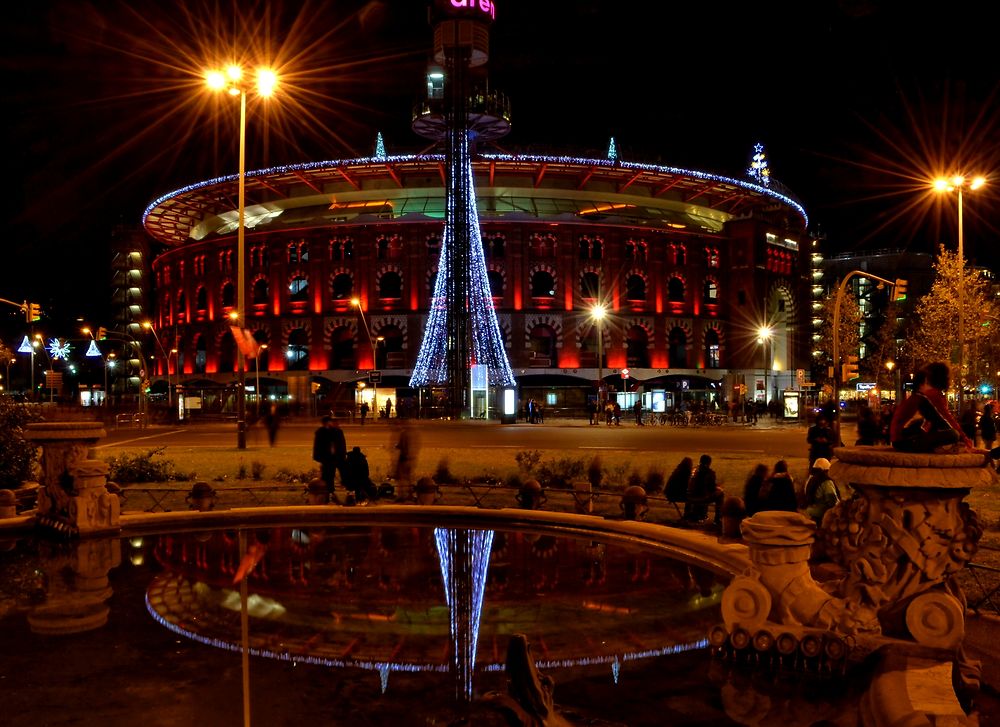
[804,457,841,524]
[756,459,798,513]
[890,362,973,453]
[684,454,725,525]
[665,457,694,505]
[343,446,379,503]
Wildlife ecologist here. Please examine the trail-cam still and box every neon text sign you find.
[449,0,496,20]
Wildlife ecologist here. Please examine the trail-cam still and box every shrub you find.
[536,457,584,489]
[251,461,267,481]
[645,466,666,494]
[0,396,39,488]
[105,447,181,484]
[236,462,248,480]
[274,467,318,484]
[515,449,542,473]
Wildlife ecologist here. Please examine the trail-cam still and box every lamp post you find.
[757,325,773,406]
[934,174,986,412]
[591,304,607,410]
[82,327,109,406]
[885,359,896,402]
[207,64,278,449]
[352,297,380,417]
[255,344,267,417]
[142,321,173,408]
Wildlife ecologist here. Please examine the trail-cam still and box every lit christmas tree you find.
[410,140,515,388]
[607,136,618,162]
[747,142,771,186]
[373,131,386,160]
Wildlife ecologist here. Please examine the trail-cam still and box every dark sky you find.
[2,0,999,336]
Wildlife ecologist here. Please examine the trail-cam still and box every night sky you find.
[1,0,998,338]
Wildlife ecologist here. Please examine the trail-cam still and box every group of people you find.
[664,453,840,531]
[524,398,545,424]
[311,414,417,504]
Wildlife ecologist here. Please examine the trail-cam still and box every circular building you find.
[143,151,813,418]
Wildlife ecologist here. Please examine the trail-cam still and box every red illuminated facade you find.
[143,154,813,411]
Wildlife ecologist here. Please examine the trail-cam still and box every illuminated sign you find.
[856,382,877,391]
[17,335,33,354]
[438,0,496,20]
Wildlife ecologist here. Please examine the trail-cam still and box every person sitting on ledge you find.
[890,362,974,453]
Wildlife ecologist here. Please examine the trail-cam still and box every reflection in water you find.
[434,527,495,701]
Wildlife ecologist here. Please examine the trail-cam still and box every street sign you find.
[368,370,382,383]
[621,368,630,379]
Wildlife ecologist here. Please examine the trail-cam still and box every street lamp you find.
[591,304,607,409]
[255,344,267,417]
[757,325,773,406]
[142,321,173,408]
[934,174,987,412]
[885,359,896,402]
[82,327,109,406]
[351,297,381,416]
[207,64,279,449]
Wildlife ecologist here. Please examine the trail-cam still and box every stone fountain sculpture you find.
[716,446,995,725]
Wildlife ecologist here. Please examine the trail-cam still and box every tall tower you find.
[409,1,514,416]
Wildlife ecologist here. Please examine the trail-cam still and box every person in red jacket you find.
[890,362,973,453]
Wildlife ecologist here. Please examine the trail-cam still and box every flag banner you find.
[230,326,260,359]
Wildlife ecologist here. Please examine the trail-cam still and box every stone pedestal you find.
[825,446,990,647]
[24,421,117,534]
[27,538,122,634]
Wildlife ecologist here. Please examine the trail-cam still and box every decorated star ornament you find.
[47,338,73,360]
[747,142,771,187]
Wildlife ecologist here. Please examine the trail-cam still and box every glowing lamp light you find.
[205,70,227,90]
[256,68,278,97]
[225,65,242,82]
[971,176,987,190]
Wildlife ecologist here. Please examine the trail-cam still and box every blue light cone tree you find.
[410,147,515,390]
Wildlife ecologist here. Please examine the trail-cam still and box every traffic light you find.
[842,355,859,381]
[97,327,107,340]
[24,301,40,322]
[893,278,908,301]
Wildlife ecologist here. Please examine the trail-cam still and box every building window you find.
[487,270,504,298]
[667,277,685,303]
[288,242,299,264]
[531,271,555,298]
[379,271,402,300]
[377,237,390,261]
[221,282,235,308]
[668,327,688,368]
[580,271,600,299]
[195,286,208,312]
[287,329,310,371]
[625,275,646,302]
[705,329,721,368]
[289,276,309,303]
[706,247,720,268]
[626,326,649,367]
[253,279,269,305]
[703,279,719,303]
[332,273,353,301]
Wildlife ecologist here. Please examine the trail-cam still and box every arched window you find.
[289,276,309,303]
[177,293,186,322]
[492,236,505,258]
[377,237,390,261]
[428,270,439,301]
[703,279,719,303]
[299,242,309,263]
[626,326,650,367]
[252,279,268,305]
[706,247,720,268]
[705,329,721,368]
[667,277,686,303]
[580,271,600,299]
[379,272,402,300]
[487,270,504,298]
[287,328,310,371]
[531,271,555,298]
[194,335,206,374]
[668,327,688,368]
[332,273,353,301]
[218,331,236,373]
[287,242,299,264]
[591,238,603,259]
[578,238,589,259]
[195,286,208,312]
[625,275,646,301]
[528,324,557,363]
[221,282,235,309]
[675,245,687,266]
[327,327,355,369]
[426,234,441,255]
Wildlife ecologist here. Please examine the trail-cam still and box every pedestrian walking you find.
[359,400,369,425]
[263,402,281,446]
[981,403,998,451]
[633,399,643,425]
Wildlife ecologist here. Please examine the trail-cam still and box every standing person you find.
[742,463,770,517]
[263,402,281,446]
[587,399,597,426]
[633,398,643,425]
[855,405,880,446]
[806,415,835,466]
[384,397,393,419]
[392,419,419,498]
[359,400,369,426]
[890,362,973,453]
[960,401,979,447]
[312,415,347,500]
[981,403,998,452]
[804,458,840,524]
[756,460,798,513]
[685,454,725,526]
[605,401,614,426]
